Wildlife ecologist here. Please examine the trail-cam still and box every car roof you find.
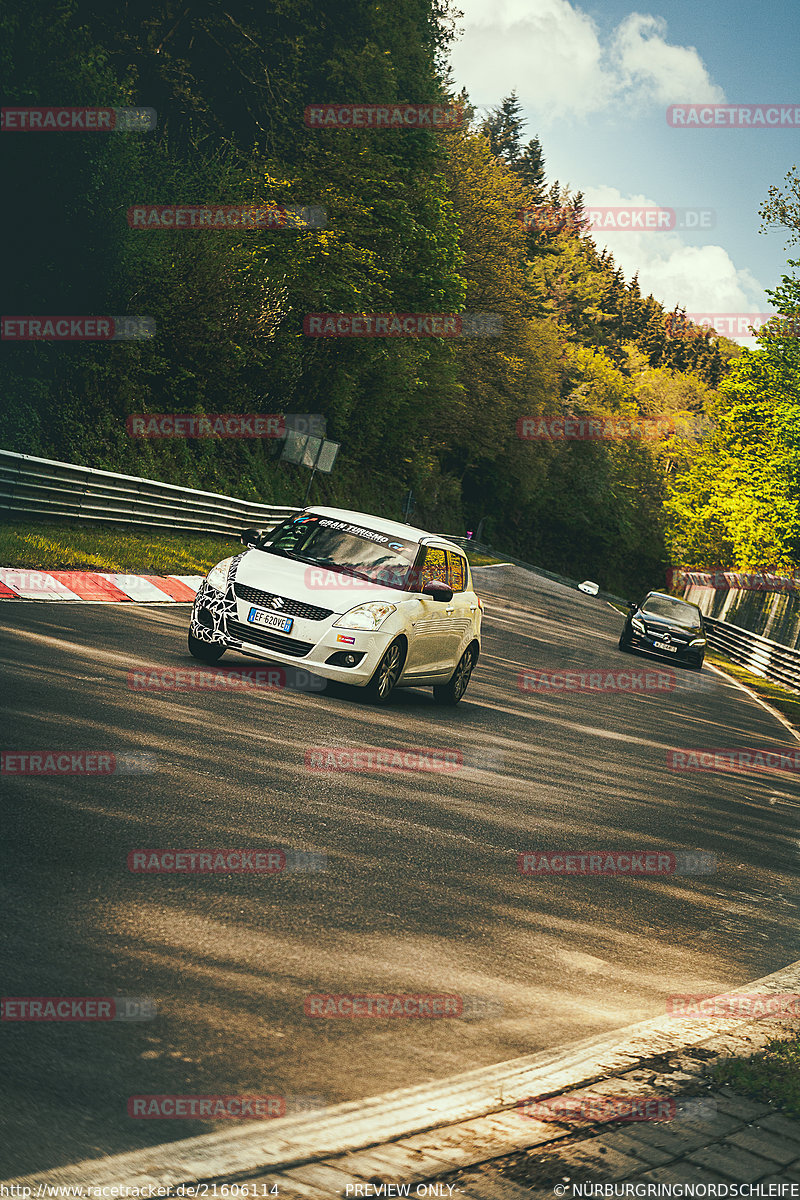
[305,506,465,553]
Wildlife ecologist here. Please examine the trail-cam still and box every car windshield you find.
[641,596,701,628]
[261,514,419,591]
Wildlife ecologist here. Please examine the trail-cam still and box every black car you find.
[619,591,706,669]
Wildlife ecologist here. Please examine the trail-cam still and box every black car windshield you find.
[261,514,419,591]
[641,596,701,628]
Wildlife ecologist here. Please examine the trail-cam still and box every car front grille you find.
[227,619,314,658]
[234,582,333,622]
[644,625,692,644]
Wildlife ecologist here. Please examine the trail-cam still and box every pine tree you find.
[518,136,546,199]
[480,91,524,166]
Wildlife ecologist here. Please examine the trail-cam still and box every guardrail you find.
[704,616,800,694]
[449,534,800,692]
[4,449,800,692]
[0,450,300,537]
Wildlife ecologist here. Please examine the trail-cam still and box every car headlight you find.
[631,617,645,633]
[689,637,707,647]
[205,556,234,592]
[334,602,396,631]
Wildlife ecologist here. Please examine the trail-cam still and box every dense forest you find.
[1,1,798,594]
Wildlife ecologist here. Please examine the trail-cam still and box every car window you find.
[419,546,449,587]
[447,551,467,592]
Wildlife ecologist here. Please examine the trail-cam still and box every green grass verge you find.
[706,650,800,731]
[704,650,800,1118]
[466,551,504,567]
[712,1035,800,1118]
[0,521,503,576]
[0,522,241,575]
[0,523,501,578]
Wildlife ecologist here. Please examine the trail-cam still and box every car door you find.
[402,546,455,677]
[445,550,477,661]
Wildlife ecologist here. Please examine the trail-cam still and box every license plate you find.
[248,606,293,634]
[653,640,677,653]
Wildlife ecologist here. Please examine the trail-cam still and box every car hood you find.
[638,612,701,636]
[235,550,411,615]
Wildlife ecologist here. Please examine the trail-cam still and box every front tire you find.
[363,639,405,705]
[188,630,226,664]
[434,645,477,706]
[618,634,631,652]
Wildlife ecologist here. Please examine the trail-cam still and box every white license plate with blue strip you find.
[248,606,293,633]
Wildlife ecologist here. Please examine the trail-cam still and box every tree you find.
[518,136,546,199]
[480,91,524,166]
[760,166,800,245]
[665,261,800,570]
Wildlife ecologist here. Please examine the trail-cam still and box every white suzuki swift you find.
[188,507,482,705]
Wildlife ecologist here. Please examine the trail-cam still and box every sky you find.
[447,0,799,338]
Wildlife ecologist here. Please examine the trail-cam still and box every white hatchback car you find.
[188,507,482,705]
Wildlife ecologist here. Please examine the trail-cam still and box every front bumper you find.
[628,630,704,665]
[189,575,395,687]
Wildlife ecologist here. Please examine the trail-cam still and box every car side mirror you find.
[422,580,454,603]
[241,527,266,548]
[627,601,637,611]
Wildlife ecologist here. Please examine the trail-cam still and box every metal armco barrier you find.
[4,449,799,692]
[704,616,800,693]
[0,450,299,536]
[449,534,800,690]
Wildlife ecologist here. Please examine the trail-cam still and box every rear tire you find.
[188,630,225,664]
[363,639,405,705]
[434,645,477,706]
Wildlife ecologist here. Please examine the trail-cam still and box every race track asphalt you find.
[1,565,798,1176]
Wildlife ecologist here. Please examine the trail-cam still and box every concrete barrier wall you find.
[678,582,800,652]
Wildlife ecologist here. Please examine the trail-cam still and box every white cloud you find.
[611,14,724,107]
[449,0,725,118]
[582,185,765,327]
[450,0,613,119]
